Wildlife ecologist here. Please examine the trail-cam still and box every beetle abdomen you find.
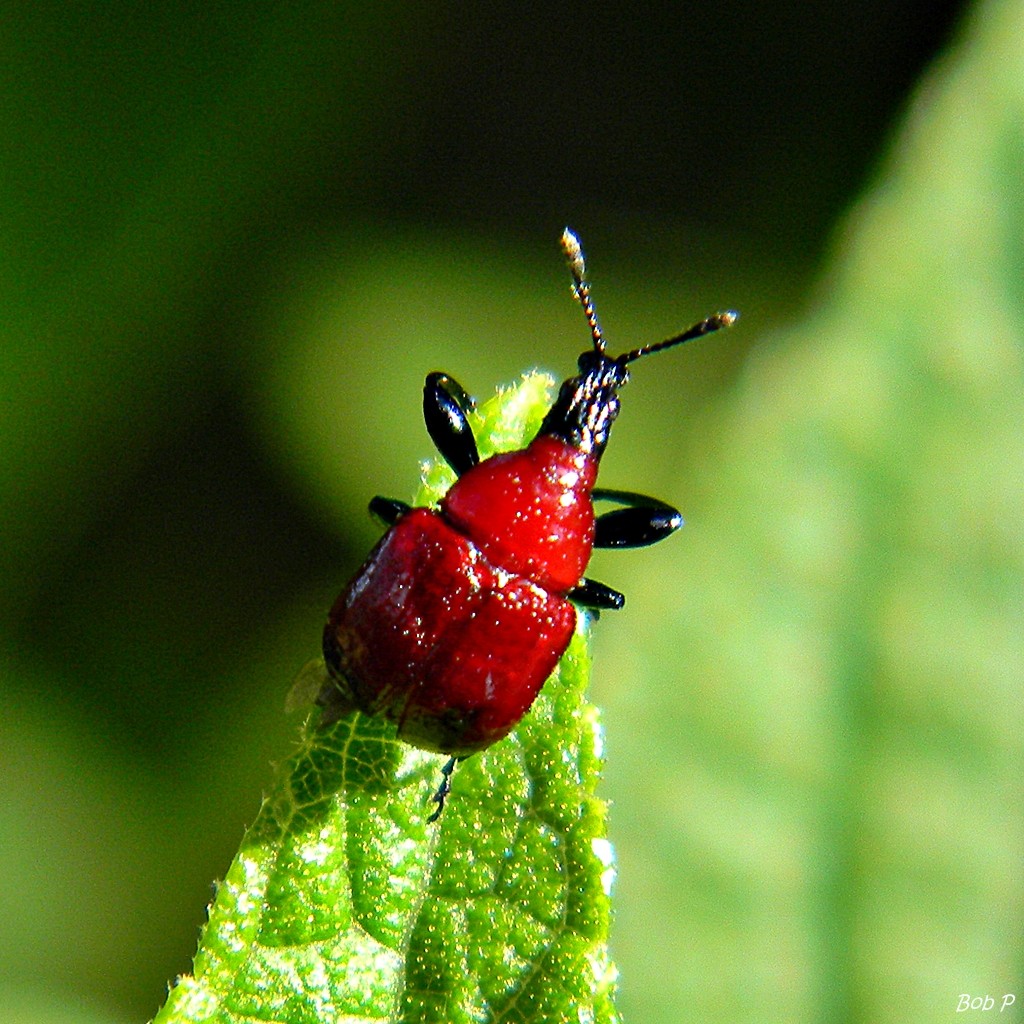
[320,508,576,756]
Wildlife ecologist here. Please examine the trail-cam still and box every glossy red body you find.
[323,434,597,755]
[318,230,733,777]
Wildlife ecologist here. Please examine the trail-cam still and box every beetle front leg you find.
[592,487,683,549]
[569,577,625,610]
[423,372,480,477]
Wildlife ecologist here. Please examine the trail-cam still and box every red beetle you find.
[316,229,736,818]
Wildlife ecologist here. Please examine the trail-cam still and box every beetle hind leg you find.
[423,372,480,476]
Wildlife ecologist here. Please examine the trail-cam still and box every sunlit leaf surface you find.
[154,374,621,1024]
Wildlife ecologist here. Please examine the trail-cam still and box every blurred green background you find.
[2,1,1021,1022]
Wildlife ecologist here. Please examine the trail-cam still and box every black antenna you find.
[619,309,738,365]
[561,226,738,365]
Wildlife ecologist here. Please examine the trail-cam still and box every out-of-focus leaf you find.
[607,1,1024,1020]
[0,3,423,621]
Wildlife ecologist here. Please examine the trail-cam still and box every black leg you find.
[369,496,411,526]
[592,488,682,549]
[427,755,459,823]
[423,372,480,476]
[569,577,625,610]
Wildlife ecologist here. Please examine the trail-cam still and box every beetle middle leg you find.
[369,496,411,525]
[569,577,625,611]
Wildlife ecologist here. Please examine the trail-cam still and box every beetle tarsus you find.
[427,755,459,823]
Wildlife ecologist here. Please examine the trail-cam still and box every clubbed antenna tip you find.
[561,227,586,285]
[561,227,604,353]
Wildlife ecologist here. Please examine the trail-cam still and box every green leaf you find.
[153,372,620,1024]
